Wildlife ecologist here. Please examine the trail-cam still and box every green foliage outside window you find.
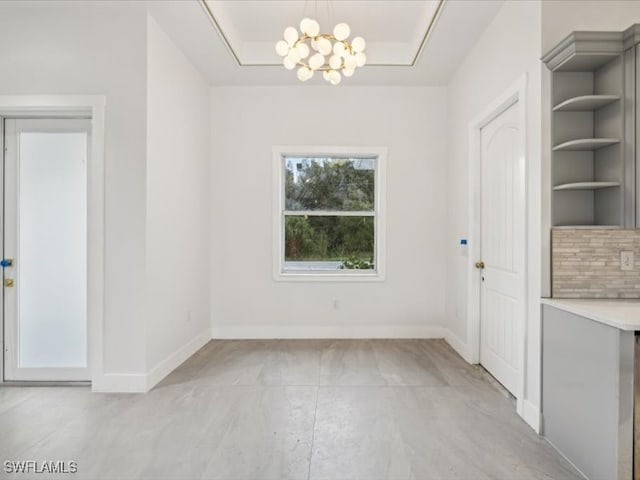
[284,156,376,269]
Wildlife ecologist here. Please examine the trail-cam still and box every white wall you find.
[145,16,211,376]
[0,2,213,390]
[445,0,542,428]
[0,1,149,377]
[210,86,447,337]
[541,0,640,54]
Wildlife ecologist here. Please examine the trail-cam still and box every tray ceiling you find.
[202,0,443,66]
[145,0,505,86]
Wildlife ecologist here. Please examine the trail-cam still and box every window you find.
[273,146,386,280]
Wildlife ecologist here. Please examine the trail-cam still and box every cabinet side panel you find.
[595,186,623,225]
[595,101,623,138]
[595,144,622,183]
[553,151,594,185]
[552,72,594,104]
[634,48,640,226]
[552,190,594,226]
[595,56,624,95]
[553,111,593,145]
[542,305,620,480]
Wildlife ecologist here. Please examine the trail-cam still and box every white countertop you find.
[542,298,640,331]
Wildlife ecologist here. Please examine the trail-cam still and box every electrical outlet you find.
[621,251,634,271]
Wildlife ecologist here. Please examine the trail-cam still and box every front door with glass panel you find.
[3,118,89,381]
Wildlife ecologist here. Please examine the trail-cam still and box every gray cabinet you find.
[542,304,634,480]
[543,26,640,228]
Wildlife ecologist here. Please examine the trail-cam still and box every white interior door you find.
[479,101,525,395]
[3,118,90,381]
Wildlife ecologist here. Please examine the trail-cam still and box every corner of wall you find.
[145,328,211,390]
[93,328,211,393]
[443,329,473,364]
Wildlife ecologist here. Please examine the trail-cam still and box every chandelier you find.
[275,18,366,85]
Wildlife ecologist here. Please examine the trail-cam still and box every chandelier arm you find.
[296,62,338,73]
[294,33,339,44]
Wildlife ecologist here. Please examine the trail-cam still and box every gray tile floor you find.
[0,339,583,480]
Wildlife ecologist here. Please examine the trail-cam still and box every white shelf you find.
[552,138,621,151]
[553,181,621,191]
[553,95,620,112]
[552,225,621,229]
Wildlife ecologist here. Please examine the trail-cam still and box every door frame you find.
[467,76,527,418]
[0,95,105,386]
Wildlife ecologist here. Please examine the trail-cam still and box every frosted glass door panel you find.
[18,132,87,368]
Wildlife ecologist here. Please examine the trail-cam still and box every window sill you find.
[274,270,385,282]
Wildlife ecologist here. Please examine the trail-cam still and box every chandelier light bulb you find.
[297,66,313,82]
[327,70,341,85]
[284,26,299,46]
[344,54,357,70]
[316,37,332,56]
[283,55,297,70]
[329,54,342,70]
[287,48,301,64]
[300,18,320,37]
[296,43,310,59]
[333,23,350,41]
[308,53,325,70]
[276,18,366,85]
[275,40,290,57]
[351,36,366,53]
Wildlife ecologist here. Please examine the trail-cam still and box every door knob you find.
[4,278,14,287]
[475,261,485,269]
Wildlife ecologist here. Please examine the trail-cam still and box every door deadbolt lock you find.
[475,261,485,269]
[4,278,14,287]
[0,259,13,268]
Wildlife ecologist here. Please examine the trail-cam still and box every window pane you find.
[285,156,375,211]
[18,132,87,368]
[284,215,374,271]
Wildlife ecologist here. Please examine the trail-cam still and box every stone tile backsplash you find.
[552,228,640,299]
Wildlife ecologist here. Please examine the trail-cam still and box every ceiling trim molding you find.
[411,0,445,67]
[199,0,242,65]
[199,0,446,68]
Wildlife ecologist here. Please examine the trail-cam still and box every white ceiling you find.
[147,0,505,86]
[203,0,442,66]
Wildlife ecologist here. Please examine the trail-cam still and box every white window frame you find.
[272,145,387,282]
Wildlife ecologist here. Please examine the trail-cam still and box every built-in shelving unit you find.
[552,95,620,112]
[551,225,620,229]
[542,31,630,228]
[552,138,621,151]
[553,181,621,191]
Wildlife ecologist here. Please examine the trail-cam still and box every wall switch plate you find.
[621,251,634,271]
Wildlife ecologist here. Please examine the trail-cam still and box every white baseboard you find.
[523,399,541,433]
[544,437,589,480]
[443,329,474,363]
[145,329,211,391]
[211,324,446,339]
[92,329,211,393]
